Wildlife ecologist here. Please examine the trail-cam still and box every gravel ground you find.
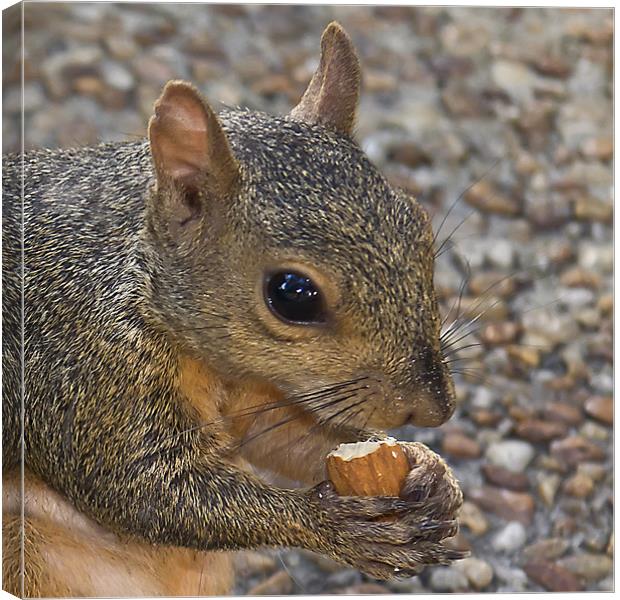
[4,3,613,594]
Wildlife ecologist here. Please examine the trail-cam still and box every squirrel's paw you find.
[398,441,463,521]
[306,481,466,580]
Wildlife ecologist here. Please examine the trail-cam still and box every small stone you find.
[480,322,521,346]
[236,551,278,576]
[579,420,609,442]
[73,76,104,97]
[454,557,494,590]
[387,141,431,168]
[104,34,138,60]
[524,561,584,591]
[582,136,613,161]
[468,271,516,298]
[515,419,567,443]
[597,293,613,316]
[492,521,527,553]
[578,242,613,273]
[470,409,503,427]
[529,55,572,78]
[507,345,540,369]
[486,440,535,473]
[364,70,398,93]
[492,59,538,104]
[458,501,489,536]
[494,565,529,591]
[537,473,562,506]
[522,538,570,561]
[488,240,516,270]
[252,74,298,101]
[481,464,529,491]
[607,533,613,556]
[574,197,613,224]
[464,180,520,216]
[542,402,583,426]
[324,568,361,589]
[560,267,601,289]
[101,61,135,92]
[563,472,594,498]
[558,553,613,582]
[340,583,390,594]
[442,432,481,459]
[467,486,535,525]
[443,530,471,553]
[551,436,605,466]
[584,396,612,425]
[577,462,607,482]
[429,566,469,592]
[247,570,293,595]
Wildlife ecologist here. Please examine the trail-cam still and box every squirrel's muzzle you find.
[405,349,456,427]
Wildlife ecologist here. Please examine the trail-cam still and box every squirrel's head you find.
[145,22,455,432]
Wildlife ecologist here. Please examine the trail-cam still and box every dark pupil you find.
[267,272,323,323]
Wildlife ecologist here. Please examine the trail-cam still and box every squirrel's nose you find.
[406,350,456,427]
[407,390,455,427]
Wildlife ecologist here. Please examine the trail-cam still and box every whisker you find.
[158,378,370,446]
[431,158,501,248]
[233,389,366,452]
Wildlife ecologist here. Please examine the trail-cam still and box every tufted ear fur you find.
[148,81,239,229]
[290,22,361,136]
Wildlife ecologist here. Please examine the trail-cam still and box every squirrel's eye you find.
[265,271,325,325]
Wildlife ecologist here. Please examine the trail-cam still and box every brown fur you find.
[3,471,233,596]
[2,22,463,596]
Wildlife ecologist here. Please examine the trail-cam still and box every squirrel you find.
[3,22,463,597]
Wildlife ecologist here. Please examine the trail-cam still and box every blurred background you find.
[3,3,613,593]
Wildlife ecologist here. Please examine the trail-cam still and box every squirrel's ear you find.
[148,81,238,198]
[290,22,361,136]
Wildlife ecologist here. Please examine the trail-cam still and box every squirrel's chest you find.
[3,470,234,596]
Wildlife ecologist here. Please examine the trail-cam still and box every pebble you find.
[562,472,594,498]
[442,432,481,459]
[454,557,494,590]
[515,418,567,443]
[522,538,570,561]
[542,402,583,426]
[560,266,601,289]
[481,463,529,491]
[467,486,535,525]
[246,569,294,595]
[579,420,609,442]
[584,395,612,425]
[550,436,605,466]
[492,521,527,553]
[558,553,613,582]
[491,59,538,104]
[582,136,613,161]
[537,473,561,507]
[487,239,516,270]
[523,561,584,592]
[506,345,540,369]
[470,409,503,427]
[339,583,390,594]
[574,196,613,224]
[429,566,469,592]
[494,565,529,592]
[464,180,520,216]
[578,242,613,273]
[480,322,521,346]
[458,501,489,536]
[468,271,517,298]
[236,551,278,577]
[485,440,535,473]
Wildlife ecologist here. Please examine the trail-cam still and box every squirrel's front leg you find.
[59,433,461,581]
